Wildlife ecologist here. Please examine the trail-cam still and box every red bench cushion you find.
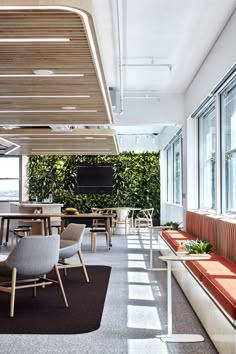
[185,254,235,281]
[202,273,236,320]
[162,230,194,252]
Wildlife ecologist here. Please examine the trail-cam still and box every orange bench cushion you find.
[202,272,236,320]
[162,230,194,252]
[185,254,236,281]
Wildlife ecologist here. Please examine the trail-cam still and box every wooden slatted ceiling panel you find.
[0,9,112,125]
[0,128,118,155]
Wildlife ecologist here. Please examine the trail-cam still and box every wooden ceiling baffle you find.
[0,1,118,155]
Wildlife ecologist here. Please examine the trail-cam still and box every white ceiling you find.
[91,0,236,151]
[93,0,236,93]
[0,1,236,154]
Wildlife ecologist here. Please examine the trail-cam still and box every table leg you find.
[0,217,4,246]
[160,260,204,343]
[47,217,52,235]
[106,218,112,246]
[43,219,47,236]
[6,219,10,245]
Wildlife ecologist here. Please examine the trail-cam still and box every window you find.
[173,137,182,204]
[0,157,20,201]
[221,82,236,214]
[166,131,182,205]
[198,104,216,211]
[167,147,172,202]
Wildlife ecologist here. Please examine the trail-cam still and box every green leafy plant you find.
[162,221,182,230]
[182,239,213,254]
[26,152,160,220]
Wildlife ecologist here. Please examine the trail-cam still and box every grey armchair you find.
[58,223,89,283]
[0,235,68,318]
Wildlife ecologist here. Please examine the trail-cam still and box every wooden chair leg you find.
[77,250,89,283]
[105,232,110,251]
[10,267,17,318]
[54,265,68,308]
[91,232,96,252]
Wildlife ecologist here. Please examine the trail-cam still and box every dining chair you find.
[0,235,68,317]
[58,223,89,283]
[135,208,154,233]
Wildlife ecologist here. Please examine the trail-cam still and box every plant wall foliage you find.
[27,152,160,218]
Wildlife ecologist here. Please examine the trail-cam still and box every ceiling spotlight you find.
[62,106,77,110]
[33,69,54,75]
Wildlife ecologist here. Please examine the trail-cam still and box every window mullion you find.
[215,93,222,215]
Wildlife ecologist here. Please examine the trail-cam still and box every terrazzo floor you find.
[0,230,219,354]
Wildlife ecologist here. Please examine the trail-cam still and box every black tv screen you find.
[75,164,113,194]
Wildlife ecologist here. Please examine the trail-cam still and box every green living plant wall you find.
[27,152,160,221]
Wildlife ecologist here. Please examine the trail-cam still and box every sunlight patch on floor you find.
[128,284,155,301]
[128,260,146,268]
[128,253,144,260]
[127,305,162,329]
[128,271,149,283]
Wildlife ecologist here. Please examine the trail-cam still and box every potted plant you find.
[182,239,213,254]
[162,221,182,230]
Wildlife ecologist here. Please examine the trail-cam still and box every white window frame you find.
[0,156,21,202]
[165,130,182,205]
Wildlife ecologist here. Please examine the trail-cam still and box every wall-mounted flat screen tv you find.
[75,163,113,194]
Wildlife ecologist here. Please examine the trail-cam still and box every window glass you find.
[173,137,182,204]
[167,147,172,202]
[0,157,20,201]
[221,83,236,213]
[198,104,216,210]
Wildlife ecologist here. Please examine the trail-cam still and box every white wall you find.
[160,9,236,228]
[185,8,236,117]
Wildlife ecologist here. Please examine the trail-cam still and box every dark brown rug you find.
[0,265,111,334]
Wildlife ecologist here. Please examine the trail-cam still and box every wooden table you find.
[0,213,52,246]
[0,212,113,247]
[52,213,114,246]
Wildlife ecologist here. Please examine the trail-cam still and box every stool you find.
[90,227,110,253]
[13,225,32,243]
[51,224,62,234]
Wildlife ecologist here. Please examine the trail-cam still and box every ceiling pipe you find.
[116,0,124,115]
[123,63,172,71]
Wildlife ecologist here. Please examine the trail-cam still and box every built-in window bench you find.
[156,214,236,354]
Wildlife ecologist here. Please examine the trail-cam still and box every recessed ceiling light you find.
[0,110,97,113]
[2,125,20,130]
[0,95,90,98]
[0,73,84,77]
[84,137,95,139]
[33,69,54,75]
[0,38,70,42]
[62,106,77,110]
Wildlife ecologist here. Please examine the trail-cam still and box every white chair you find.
[135,208,154,233]
[58,223,89,283]
[0,235,68,317]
